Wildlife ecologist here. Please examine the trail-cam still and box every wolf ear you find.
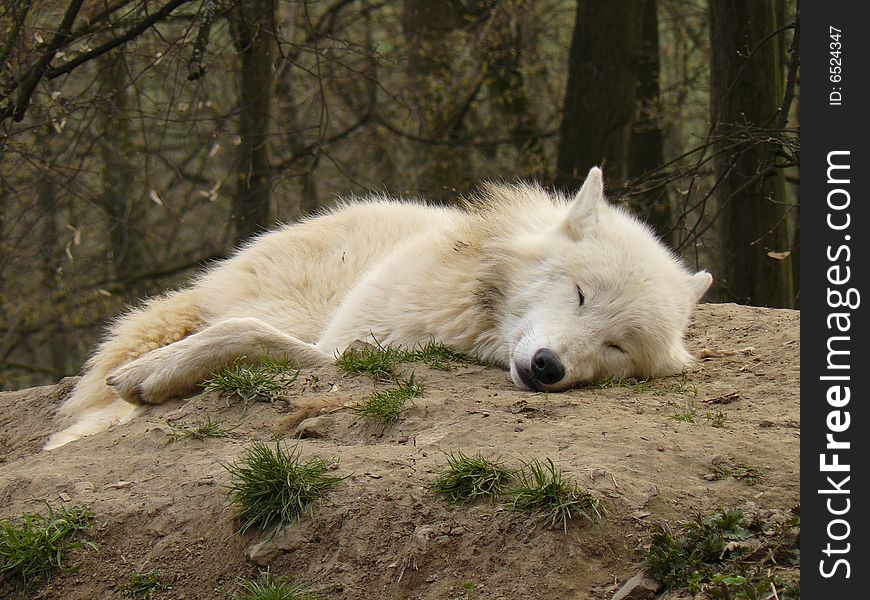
[689,271,713,303]
[563,167,605,238]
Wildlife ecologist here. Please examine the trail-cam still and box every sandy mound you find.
[0,303,799,599]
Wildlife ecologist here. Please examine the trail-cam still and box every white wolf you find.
[45,168,711,449]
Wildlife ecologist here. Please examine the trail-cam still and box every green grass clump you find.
[166,416,230,442]
[592,375,698,398]
[655,376,699,397]
[710,462,764,486]
[236,570,321,599]
[120,570,171,597]
[336,339,476,380]
[645,508,800,598]
[729,464,764,486]
[432,452,514,503]
[0,504,95,589]
[508,459,601,532]
[335,342,408,380]
[705,409,728,428]
[590,377,654,393]
[354,374,424,426]
[452,580,475,600]
[224,442,343,534]
[408,340,475,371]
[669,399,698,423]
[204,356,299,405]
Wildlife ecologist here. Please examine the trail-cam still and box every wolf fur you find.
[45,168,712,450]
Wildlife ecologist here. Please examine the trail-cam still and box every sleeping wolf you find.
[45,167,711,449]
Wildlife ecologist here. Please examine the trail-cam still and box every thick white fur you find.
[45,168,711,449]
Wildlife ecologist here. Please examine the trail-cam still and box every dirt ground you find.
[0,302,799,599]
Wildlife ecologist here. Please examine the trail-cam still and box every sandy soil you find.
[0,302,799,599]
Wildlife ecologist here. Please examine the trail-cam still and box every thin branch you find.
[776,9,800,131]
[4,0,85,123]
[70,0,138,38]
[271,113,372,172]
[187,0,215,80]
[0,0,34,71]
[46,0,195,81]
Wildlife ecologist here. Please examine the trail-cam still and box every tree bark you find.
[97,50,144,295]
[402,0,468,201]
[229,0,277,245]
[38,134,67,378]
[555,0,644,192]
[627,0,671,241]
[483,0,544,179]
[710,0,794,307]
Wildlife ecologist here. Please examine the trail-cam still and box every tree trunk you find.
[627,0,671,241]
[97,50,143,294]
[555,0,643,192]
[483,0,544,179]
[710,0,794,307]
[38,132,67,378]
[402,0,467,201]
[230,0,277,245]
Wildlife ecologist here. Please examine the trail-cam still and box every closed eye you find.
[607,343,626,354]
[577,285,585,307]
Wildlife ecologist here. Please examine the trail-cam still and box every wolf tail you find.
[44,289,205,450]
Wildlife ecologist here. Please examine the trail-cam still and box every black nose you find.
[531,348,565,385]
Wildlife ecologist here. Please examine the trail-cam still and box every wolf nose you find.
[531,349,565,385]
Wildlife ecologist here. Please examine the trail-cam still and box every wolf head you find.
[483,167,712,392]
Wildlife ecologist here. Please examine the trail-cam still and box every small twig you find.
[776,11,800,131]
[6,0,85,123]
[0,0,34,72]
[46,0,194,81]
[187,0,215,80]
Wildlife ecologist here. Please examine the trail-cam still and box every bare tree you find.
[709,0,794,307]
[97,50,144,294]
[229,0,278,245]
[555,0,644,192]
[401,0,469,201]
[627,0,671,240]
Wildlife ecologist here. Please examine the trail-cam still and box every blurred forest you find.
[1,0,799,390]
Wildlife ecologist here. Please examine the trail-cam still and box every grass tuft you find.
[452,580,475,600]
[336,339,477,380]
[165,416,230,442]
[705,409,728,428]
[335,342,407,380]
[204,356,299,405]
[432,452,514,503]
[120,570,172,597]
[645,507,800,598]
[408,340,475,371]
[591,375,698,398]
[224,442,343,534]
[0,504,96,590]
[508,459,601,532]
[710,462,764,486]
[669,399,698,423]
[655,376,699,397]
[236,570,321,599]
[590,377,653,393]
[354,374,425,426]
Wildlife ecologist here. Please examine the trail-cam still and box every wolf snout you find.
[531,348,565,386]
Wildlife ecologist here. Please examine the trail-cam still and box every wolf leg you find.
[106,317,332,405]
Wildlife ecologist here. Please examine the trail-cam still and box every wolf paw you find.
[106,361,164,405]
